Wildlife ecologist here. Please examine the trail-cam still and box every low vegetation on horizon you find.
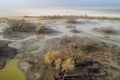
[23,15,120,20]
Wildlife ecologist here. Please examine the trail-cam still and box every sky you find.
[0,0,120,8]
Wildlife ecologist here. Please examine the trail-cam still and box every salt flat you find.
[0,8,120,17]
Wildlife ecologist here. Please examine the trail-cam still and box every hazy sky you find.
[0,0,120,8]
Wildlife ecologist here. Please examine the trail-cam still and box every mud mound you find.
[52,37,120,80]
[93,27,120,35]
[3,19,44,39]
[3,19,59,39]
[19,37,120,80]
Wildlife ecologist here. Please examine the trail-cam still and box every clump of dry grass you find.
[66,24,76,29]
[36,35,45,39]
[100,27,118,34]
[4,19,45,34]
[23,15,120,20]
[66,24,81,33]
[60,37,102,55]
[66,19,78,24]
[79,39,100,53]
[3,19,46,39]
[93,27,119,35]
[103,35,111,40]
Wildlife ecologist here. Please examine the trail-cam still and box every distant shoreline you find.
[22,15,120,20]
[1,15,120,21]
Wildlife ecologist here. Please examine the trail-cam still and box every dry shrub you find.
[67,19,77,24]
[103,35,111,40]
[55,58,62,70]
[66,24,76,29]
[44,50,62,65]
[44,50,75,71]
[35,24,45,32]
[100,27,118,34]
[60,37,101,56]
[4,19,44,34]
[66,24,80,33]
[94,27,119,35]
[36,35,45,39]
[80,39,100,53]
[62,58,75,71]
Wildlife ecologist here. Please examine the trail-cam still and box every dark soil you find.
[0,40,17,69]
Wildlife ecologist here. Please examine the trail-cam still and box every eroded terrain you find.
[0,17,120,80]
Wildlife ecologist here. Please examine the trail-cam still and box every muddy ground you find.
[0,18,120,80]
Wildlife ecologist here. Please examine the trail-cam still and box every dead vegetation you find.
[66,24,81,33]
[4,19,44,34]
[66,19,78,24]
[44,50,75,71]
[59,37,103,55]
[2,19,45,39]
[66,24,76,29]
[3,19,59,39]
[23,15,120,20]
[93,27,119,35]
